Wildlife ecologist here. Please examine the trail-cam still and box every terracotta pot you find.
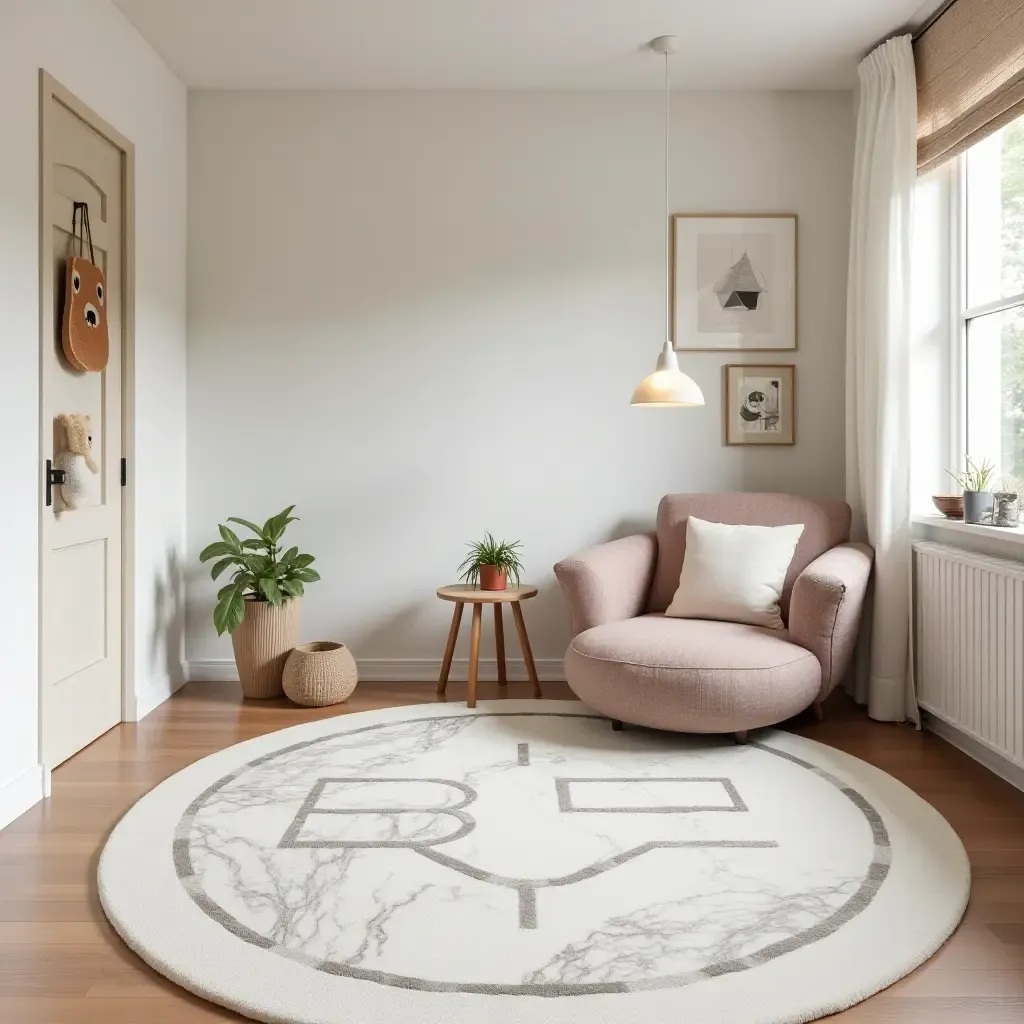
[478,565,508,591]
[283,641,358,707]
[231,597,301,699]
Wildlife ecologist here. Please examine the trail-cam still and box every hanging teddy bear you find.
[57,413,99,510]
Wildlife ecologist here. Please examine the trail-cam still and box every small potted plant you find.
[946,457,996,525]
[199,505,320,698]
[993,475,1022,528]
[458,532,524,591]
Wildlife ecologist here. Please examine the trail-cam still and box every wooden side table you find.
[435,584,541,708]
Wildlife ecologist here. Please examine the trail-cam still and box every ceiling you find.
[113,0,947,91]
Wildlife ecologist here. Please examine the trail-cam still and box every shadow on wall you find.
[608,516,654,541]
[734,442,841,496]
[348,588,576,664]
[150,548,186,686]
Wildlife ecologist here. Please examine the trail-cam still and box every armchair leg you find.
[611,719,624,732]
[733,730,748,744]
[812,700,824,722]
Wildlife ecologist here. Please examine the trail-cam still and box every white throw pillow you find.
[665,516,805,629]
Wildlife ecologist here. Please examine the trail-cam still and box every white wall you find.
[186,90,853,678]
[0,0,187,825]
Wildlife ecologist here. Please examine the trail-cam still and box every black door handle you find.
[45,459,66,507]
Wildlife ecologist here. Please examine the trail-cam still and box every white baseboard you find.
[186,657,565,684]
[922,710,1024,795]
[0,763,46,830]
[130,670,189,722]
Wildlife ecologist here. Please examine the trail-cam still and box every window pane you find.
[966,305,1024,484]
[966,115,1024,308]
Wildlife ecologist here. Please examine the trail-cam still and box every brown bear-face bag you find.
[61,202,109,373]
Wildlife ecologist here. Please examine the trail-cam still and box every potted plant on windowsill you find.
[458,533,524,592]
[946,457,996,525]
[200,505,320,698]
[993,475,1023,528]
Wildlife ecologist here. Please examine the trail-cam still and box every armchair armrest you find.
[788,542,873,699]
[554,533,658,637]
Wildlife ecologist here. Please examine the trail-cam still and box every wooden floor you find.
[1,680,1022,1023]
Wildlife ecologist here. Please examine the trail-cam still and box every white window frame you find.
[954,139,1024,480]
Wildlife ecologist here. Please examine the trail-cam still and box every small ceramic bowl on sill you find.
[931,495,964,520]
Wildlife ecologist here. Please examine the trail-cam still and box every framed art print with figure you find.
[673,214,797,350]
[725,364,795,445]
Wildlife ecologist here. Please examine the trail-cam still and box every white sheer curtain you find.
[845,35,920,724]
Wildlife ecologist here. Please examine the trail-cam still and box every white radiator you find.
[914,541,1024,773]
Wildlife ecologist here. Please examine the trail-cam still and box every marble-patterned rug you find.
[99,699,970,1024]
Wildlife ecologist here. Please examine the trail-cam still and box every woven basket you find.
[283,642,358,707]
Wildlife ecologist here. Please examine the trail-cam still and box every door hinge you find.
[120,457,127,487]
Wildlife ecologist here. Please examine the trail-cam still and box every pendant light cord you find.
[663,50,671,346]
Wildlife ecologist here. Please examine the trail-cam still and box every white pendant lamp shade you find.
[631,35,704,408]
[631,341,705,406]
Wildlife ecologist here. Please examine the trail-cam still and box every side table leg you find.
[511,601,542,699]
[437,602,464,698]
[494,604,507,687]
[467,603,483,708]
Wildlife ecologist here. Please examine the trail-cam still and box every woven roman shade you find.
[915,0,1024,173]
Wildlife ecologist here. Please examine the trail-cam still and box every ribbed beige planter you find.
[231,597,301,699]
[283,642,358,707]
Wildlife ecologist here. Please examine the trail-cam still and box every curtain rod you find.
[912,0,958,40]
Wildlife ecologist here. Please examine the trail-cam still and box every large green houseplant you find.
[200,505,320,698]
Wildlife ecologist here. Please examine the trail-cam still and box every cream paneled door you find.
[41,82,127,768]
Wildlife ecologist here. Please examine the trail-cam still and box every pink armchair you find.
[554,493,873,739]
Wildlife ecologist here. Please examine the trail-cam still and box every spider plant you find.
[199,505,320,635]
[946,456,996,493]
[458,532,524,588]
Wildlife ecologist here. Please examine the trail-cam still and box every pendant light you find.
[631,35,705,408]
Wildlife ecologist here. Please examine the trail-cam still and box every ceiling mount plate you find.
[650,35,679,55]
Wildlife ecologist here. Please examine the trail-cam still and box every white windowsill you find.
[911,513,1024,550]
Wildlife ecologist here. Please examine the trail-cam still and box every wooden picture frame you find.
[724,364,796,445]
[672,213,797,351]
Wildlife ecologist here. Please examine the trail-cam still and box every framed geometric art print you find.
[672,214,797,351]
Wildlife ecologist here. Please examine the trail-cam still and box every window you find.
[962,116,1024,486]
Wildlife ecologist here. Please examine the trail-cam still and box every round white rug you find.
[99,700,970,1024]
